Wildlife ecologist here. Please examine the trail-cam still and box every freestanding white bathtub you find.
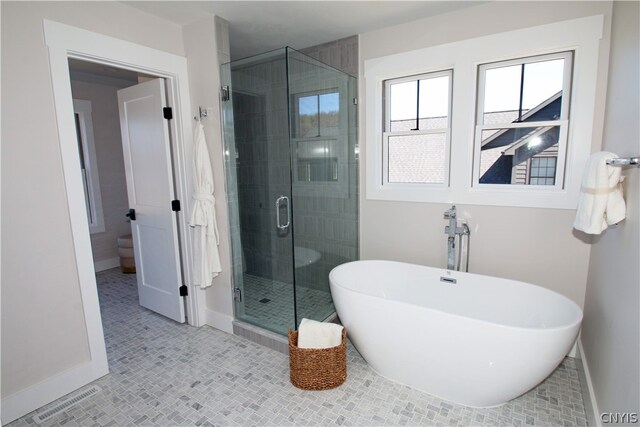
[329,260,583,408]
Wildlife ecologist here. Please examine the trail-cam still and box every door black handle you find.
[125,208,136,221]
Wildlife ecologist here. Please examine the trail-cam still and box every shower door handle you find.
[275,195,290,231]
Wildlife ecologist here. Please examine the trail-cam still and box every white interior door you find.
[117,78,185,323]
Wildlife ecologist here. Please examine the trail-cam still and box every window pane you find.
[74,113,86,170]
[388,72,451,132]
[529,157,557,185]
[389,80,417,124]
[418,75,450,129]
[522,59,564,112]
[483,64,521,119]
[298,95,318,137]
[319,92,339,113]
[478,126,560,185]
[482,56,568,125]
[388,133,446,184]
[319,92,339,136]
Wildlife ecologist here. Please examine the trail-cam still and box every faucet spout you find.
[443,205,470,271]
[444,205,457,237]
[443,205,456,219]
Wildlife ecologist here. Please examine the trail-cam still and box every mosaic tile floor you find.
[239,274,334,334]
[10,268,588,427]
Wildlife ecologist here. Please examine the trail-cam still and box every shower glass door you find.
[222,47,358,336]
[221,49,297,334]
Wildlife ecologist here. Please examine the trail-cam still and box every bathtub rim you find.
[329,260,583,333]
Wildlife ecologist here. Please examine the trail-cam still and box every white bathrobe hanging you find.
[189,122,222,288]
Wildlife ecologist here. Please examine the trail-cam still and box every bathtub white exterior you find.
[329,260,583,408]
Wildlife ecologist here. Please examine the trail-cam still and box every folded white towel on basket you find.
[573,151,626,234]
[297,318,344,349]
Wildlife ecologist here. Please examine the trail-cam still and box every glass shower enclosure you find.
[221,47,358,335]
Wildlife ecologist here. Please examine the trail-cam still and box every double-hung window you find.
[474,52,573,189]
[365,15,604,208]
[383,70,452,186]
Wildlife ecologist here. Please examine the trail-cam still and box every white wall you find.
[182,15,235,332]
[581,0,640,418]
[70,79,131,266]
[358,1,613,307]
[1,0,184,400]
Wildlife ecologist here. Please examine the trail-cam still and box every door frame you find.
[23,19,205,420]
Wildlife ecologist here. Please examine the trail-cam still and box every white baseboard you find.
[204,308,234,334]
[93,257,120,273]
[578,338,600,427]
[1,360,108,425]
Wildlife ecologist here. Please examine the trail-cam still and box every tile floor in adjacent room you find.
[10,268,588,427]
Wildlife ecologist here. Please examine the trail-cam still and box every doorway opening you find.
[28,20,204,422]
[68,58,188,325]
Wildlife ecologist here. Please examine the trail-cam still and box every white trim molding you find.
[1,362,108,424]
[43,18,201,327]
[578,338,601,427]
[94,257,121,273]
[364,14,605,209]
[205,308,234,334]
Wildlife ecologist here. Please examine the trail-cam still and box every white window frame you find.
[382,70,452,188]
[73,99,105,234]
[473,51,573,191]
[364,14,605,209]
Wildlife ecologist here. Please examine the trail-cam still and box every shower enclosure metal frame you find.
[221,47,358,336]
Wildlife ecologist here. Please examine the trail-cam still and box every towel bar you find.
[606,157,639,166]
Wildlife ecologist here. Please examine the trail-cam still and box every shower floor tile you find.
[9,268,588,427]
[239,274,335,334]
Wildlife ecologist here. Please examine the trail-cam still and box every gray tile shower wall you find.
[299,35,359,77]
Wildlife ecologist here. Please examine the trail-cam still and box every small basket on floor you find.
[117,234,136,274]
[288,328,347,390]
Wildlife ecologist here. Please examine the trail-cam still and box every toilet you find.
[117,234,136,274]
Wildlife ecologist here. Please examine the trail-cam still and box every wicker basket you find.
[288,328,347,390]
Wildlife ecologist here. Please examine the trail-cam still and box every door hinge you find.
[171,200,181,212]
[221,85,230,102]
[233,287,242,302]
[163,107,173,120]
[179,285,188,297]
[353,98,358,105]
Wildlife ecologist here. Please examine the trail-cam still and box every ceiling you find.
[123,1,483,60]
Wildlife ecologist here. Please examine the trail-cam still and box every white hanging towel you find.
[189,122,222,288]
[573,151,626,235]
